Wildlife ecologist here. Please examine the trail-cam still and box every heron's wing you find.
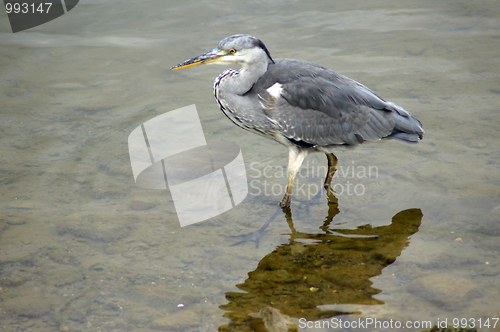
[255,59,400,146]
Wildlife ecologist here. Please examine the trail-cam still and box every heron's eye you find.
[229,49,236,54]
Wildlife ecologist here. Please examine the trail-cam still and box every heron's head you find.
[171,34,274,71]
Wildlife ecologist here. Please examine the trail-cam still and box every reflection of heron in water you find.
[218,194,423,331]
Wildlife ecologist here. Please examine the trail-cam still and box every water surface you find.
[0,0,499,331]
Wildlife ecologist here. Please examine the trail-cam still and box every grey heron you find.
[171,34,423,208]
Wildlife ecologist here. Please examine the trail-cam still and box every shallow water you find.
[0,0,499,331]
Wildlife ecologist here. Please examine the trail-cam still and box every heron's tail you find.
[386,102,424,143]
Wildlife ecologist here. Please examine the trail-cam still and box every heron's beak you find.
[170,48,227,70]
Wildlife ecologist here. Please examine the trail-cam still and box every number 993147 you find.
[452,317,499,329]
[5,2,53,14]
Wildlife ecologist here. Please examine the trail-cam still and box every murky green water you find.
[0,0,499,331]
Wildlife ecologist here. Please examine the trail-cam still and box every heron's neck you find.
[228,60,269,95]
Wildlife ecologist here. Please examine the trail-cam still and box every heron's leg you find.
[280,148,308,208]
[324,153,338,190]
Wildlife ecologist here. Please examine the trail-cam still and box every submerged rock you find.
[58,212,135,243]
[260,307,298,332]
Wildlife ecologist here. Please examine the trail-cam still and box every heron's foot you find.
[279,194,291,208]
[230,206,282,248]
[294,186,327,217]
[311,186,327,204]
[324,184,336,194]
[324,153,338,189]
[324,177,337,189]
[230,228,270,248]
